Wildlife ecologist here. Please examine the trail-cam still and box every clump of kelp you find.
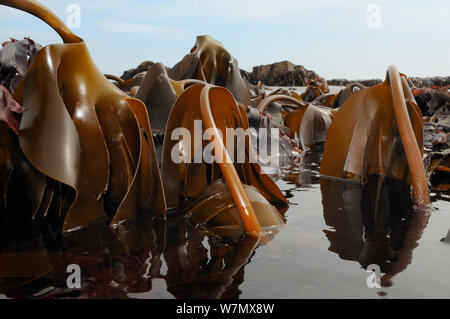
[0,0,166,244]
[0,0,447,247]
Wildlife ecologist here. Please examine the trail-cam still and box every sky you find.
[0,0,449,80]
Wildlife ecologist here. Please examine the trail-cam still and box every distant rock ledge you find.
[328,77,450,88]
[121,60,449,90]
[327,79,382,87]
[240,61,320,87]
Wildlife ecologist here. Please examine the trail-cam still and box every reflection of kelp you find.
[0,217,166,298]
[283,151,322,187]
[163,219,270,299]
[0,216,269,299]
[169,35,252,105]
[0,0,166,241]
[320,177,429,286]
[442,229,450,243]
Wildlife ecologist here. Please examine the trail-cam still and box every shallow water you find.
[0,150,449,299]
[0,84,448,298]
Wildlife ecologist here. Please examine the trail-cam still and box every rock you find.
[242,61,320,87]
[327,79,382,87]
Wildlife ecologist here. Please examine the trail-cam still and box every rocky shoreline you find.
[240,60,320,87]
[328,76,450,88]
[122,60,449,89]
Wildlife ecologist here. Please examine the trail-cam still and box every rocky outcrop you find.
[241,61,320,86]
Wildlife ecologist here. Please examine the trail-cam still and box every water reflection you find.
[0,148,443,298]
[442,228,450,243]
[320,176,430,287]
[0,214,273,299]
[163,220,266,298]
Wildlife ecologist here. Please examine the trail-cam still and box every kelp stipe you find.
[161,84,287,235]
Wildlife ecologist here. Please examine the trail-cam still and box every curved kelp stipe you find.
[161,84,287,235]
[320,66,430,207]
[0,0,166,234]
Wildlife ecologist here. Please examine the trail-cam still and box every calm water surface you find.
[0,86,449,298]
[0,151,448,299]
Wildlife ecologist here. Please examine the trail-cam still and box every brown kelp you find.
[0,37,42,93]
[257,94,334,151]
[320,66,430,206]
[0,84,26,134]
[169,35,252,105]
[0,0,166,237]
[131,62,206,164]
[425,149,449,193]
[161,83,287,234]
[299,78,329,102]
[332,83,366,108]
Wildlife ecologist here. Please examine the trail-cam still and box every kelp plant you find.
[161,84,288,235]
[169,35,252,106]
[257,94,334,151]
[0,0,166,236]
[320,66,430,207]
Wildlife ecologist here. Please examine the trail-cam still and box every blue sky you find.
[0,0,449,79]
